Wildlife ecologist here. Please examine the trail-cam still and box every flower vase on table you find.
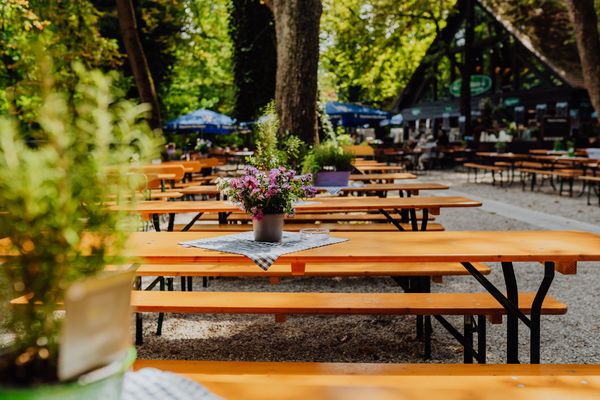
[217,166,316,242]
[253,213,284,242]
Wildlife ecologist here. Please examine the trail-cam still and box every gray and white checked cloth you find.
[179,231,349,270]
[123,368,221,400]
[316,186,345,195]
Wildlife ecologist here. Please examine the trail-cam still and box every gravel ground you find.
[137,170,600,364]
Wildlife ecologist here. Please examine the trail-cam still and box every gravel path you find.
[137,170,600,364]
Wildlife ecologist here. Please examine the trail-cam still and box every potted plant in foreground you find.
[0,61,158,398]
[302,131,354,187]
[217,166,316,242]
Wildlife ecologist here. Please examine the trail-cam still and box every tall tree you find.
[228,0,277,121]
[264,0,322,144]
[460,0,475,140]
[115,0,162,130]
[565,0,600,124]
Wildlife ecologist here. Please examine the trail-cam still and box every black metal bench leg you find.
[181,276,187,291]
[478,315,487,364]
[187,276,193,291]
[424,315,432,359]
[156,277,165,336]
[464,316,474,364]
[135,313,143,345]
[569,178,574,197]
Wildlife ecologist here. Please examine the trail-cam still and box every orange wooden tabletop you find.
[356,165,406,172]
[121,230,600,265]
[113,196,480,214]
[349,173,417,180]
[181,183,449,195]
[475,152,529,159]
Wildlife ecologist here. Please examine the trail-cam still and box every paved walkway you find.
[432,188,600,234]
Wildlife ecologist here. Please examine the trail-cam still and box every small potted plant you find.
[302,131,354,187]
[194,138,212,157]
[494,141,507,154]
[217,166,316,242]
[0,61,158,398]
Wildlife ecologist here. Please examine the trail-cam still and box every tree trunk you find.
[265,0,322,144]
[565,0,600,124]
[229,0,277,121]
[460,0,475,140]
[115,0,162,130]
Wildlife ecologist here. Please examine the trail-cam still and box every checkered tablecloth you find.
[123,368,221,400]
[317,186,345,195]
[179,231,348,270]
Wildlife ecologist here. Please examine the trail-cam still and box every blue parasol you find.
[325,101,390,127]
[164,109,236,134]
[380,113,404,127]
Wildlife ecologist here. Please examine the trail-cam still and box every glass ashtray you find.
[300,228,330,241]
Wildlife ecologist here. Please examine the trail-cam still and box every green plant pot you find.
[0,347,136,400]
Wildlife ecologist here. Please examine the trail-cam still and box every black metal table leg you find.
[182,212,205,231]
[530,262,555,364]
[379,209,406,231]
[420,209,429,231]
[502,262,519,364]
[408,209,418,231]
[167,213,175,231]
[152,214,161,232]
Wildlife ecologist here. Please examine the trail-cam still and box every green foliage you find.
[302,129,354,174]
[0,58,160,385]
[247,103,306,170]
[0,1,123,127]
[156,0,236,120]
[320,0,455,107]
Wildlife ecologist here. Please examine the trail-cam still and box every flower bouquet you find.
[217,166,316,242]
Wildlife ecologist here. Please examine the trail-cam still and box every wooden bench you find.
[135,261,486,279]
[136,260,487,352]
[518,168,583,196]
[173,222,445,232]
[130,290,566,363]
[219,212,434,223]
[132,360,600,399]
[581,175,600,205]
[463,163,506,185]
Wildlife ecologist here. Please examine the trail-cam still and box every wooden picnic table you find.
[475,152,529,160]
[529,149,588,156]
[349,173,417,183]
[355,165,405,173]
[180,183,449,198]
[123,230,600,363]
[115,196,480,232]
[132,360,600,400]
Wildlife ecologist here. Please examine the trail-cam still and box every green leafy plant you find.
[0,58,160,386]
[247,102,306,170]
[302,127,354,174]
[494,141,507,153]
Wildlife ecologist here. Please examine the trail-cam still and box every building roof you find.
[480,0,584,89]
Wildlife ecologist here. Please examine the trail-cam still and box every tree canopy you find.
[319,0,455,109]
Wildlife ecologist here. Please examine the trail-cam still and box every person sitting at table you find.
[416,134,437,170]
